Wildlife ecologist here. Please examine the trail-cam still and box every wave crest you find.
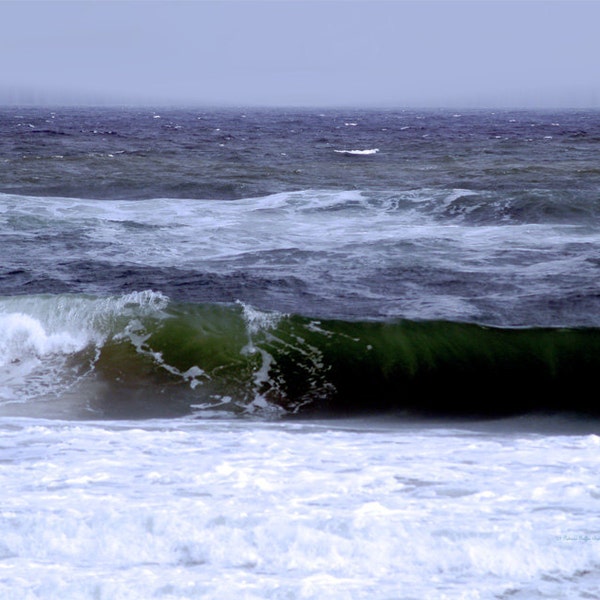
[2,294,600,419]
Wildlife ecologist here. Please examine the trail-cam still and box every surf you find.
[1,292,599,420]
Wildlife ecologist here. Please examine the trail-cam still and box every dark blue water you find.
[2,107,599,200]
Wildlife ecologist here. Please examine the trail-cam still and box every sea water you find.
[1,107,600,598]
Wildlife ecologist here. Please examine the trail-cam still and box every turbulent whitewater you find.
[1,107,600,598]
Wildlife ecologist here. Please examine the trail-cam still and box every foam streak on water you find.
[1,417,599,599]
[2,189,600,325]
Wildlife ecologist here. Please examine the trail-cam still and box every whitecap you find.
[334,148,379,155]
[0,291,169,404]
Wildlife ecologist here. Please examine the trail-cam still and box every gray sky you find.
[1,0,599,108]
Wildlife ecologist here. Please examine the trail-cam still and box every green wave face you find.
[261,317,599,416]
[92,302,600,418]
[1,294,598,419]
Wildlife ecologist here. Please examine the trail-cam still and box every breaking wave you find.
[1,292,599,419]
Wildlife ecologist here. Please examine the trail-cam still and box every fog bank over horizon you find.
[1,1,599,109]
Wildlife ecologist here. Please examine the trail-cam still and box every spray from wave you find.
[0,291,169,413]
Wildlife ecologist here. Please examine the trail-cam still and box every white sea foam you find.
[237,300,283,337]
[0,312,91,403]
[334,148,379,155]
[0,313,86,367]
[0,291,169,406]
[0,189,585,271]
[1,417,599,598]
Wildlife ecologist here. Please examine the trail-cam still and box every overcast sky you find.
[1,0,599,108]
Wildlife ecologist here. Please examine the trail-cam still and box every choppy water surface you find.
[1,107,600,598]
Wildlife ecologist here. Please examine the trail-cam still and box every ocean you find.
[1,106,600,598]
